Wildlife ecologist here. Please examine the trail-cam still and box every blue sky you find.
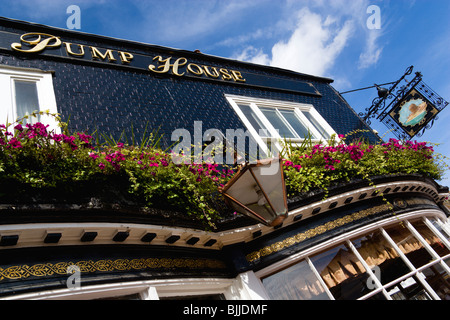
[1,0,449,182]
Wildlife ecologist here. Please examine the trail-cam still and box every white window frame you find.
[256,210,450,300]
[0,65,59,133]
[225,94,336,154]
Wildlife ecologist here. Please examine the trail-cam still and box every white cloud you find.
[358,29,383,69]
[332,77,353,91]
[271,8,354,76]
[232,46,270,66]
[233,7,355,77]
[228,0,388,77]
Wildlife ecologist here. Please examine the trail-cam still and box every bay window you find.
[258,213,450,300]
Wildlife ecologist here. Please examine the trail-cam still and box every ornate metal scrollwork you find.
[359,66,416,124]
[356,65,448,140]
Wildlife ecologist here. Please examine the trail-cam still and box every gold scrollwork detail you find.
[0,257,226,283]
[246,204,392,263]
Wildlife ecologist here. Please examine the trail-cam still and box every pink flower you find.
[98,162,105,170]
[8,137,22,149]
[114,152,126,162]
[26,122,49,138]
[89,153,99,160]
[51,133,64,143]
[63,135,78,151]
[161,159,169,167]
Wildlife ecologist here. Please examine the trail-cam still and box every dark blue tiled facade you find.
[0,17,379,148]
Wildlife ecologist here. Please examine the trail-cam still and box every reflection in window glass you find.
[15,81,40,124]
[238,104,270,137]
[422,264,450,300]
[260,108,297,139]
[429,218,450,242]
[386,276,433,300]
[445,257,450,269]
[260,216,450,300]
[351,231,410,285]
[262,259,330,300]
[309,243,374,300]
[384,222,435,268]
[411,219,450,258]
[303,111,330,140]
[278,110,312,139]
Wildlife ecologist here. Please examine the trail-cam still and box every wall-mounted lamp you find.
[220,157,288,227]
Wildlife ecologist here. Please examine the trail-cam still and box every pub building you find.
[0,17,449,300]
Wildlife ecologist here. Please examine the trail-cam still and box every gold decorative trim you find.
[246,203,393,263]
[0,258,226,282]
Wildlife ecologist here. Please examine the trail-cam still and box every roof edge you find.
[0,16,334,84]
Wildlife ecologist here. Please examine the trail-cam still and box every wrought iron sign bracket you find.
[356,65,448,140]
[358,65,416,126]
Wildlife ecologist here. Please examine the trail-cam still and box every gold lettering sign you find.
[11,32,246,83]
[148,56,187,76]
[119,51,134,64]
[65,42,85,56]
[149,56,247,82]
[11,33,62,53]
[90,46,117,62]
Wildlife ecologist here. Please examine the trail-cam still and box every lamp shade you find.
[220,157,288,227]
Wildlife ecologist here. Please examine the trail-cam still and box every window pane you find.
[309,243,375,300]
[386,276,434,300]
[15,81,40,124]
[303,111,330,139]
[259,107,297,139]
[278,109,312,139]
[351,230,410,285]
[237,104,270,137]
[262,259,330,300]
[429,218,450,242]
[411,219,450,258]
[421,264,450,300]
[384,222,435,268]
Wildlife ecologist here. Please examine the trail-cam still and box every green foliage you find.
[0,113,234,229]
[0,113,446,230]
[280,132,446,198]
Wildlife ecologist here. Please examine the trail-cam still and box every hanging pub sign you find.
[356,65,448,140]
[388,87,441,138]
